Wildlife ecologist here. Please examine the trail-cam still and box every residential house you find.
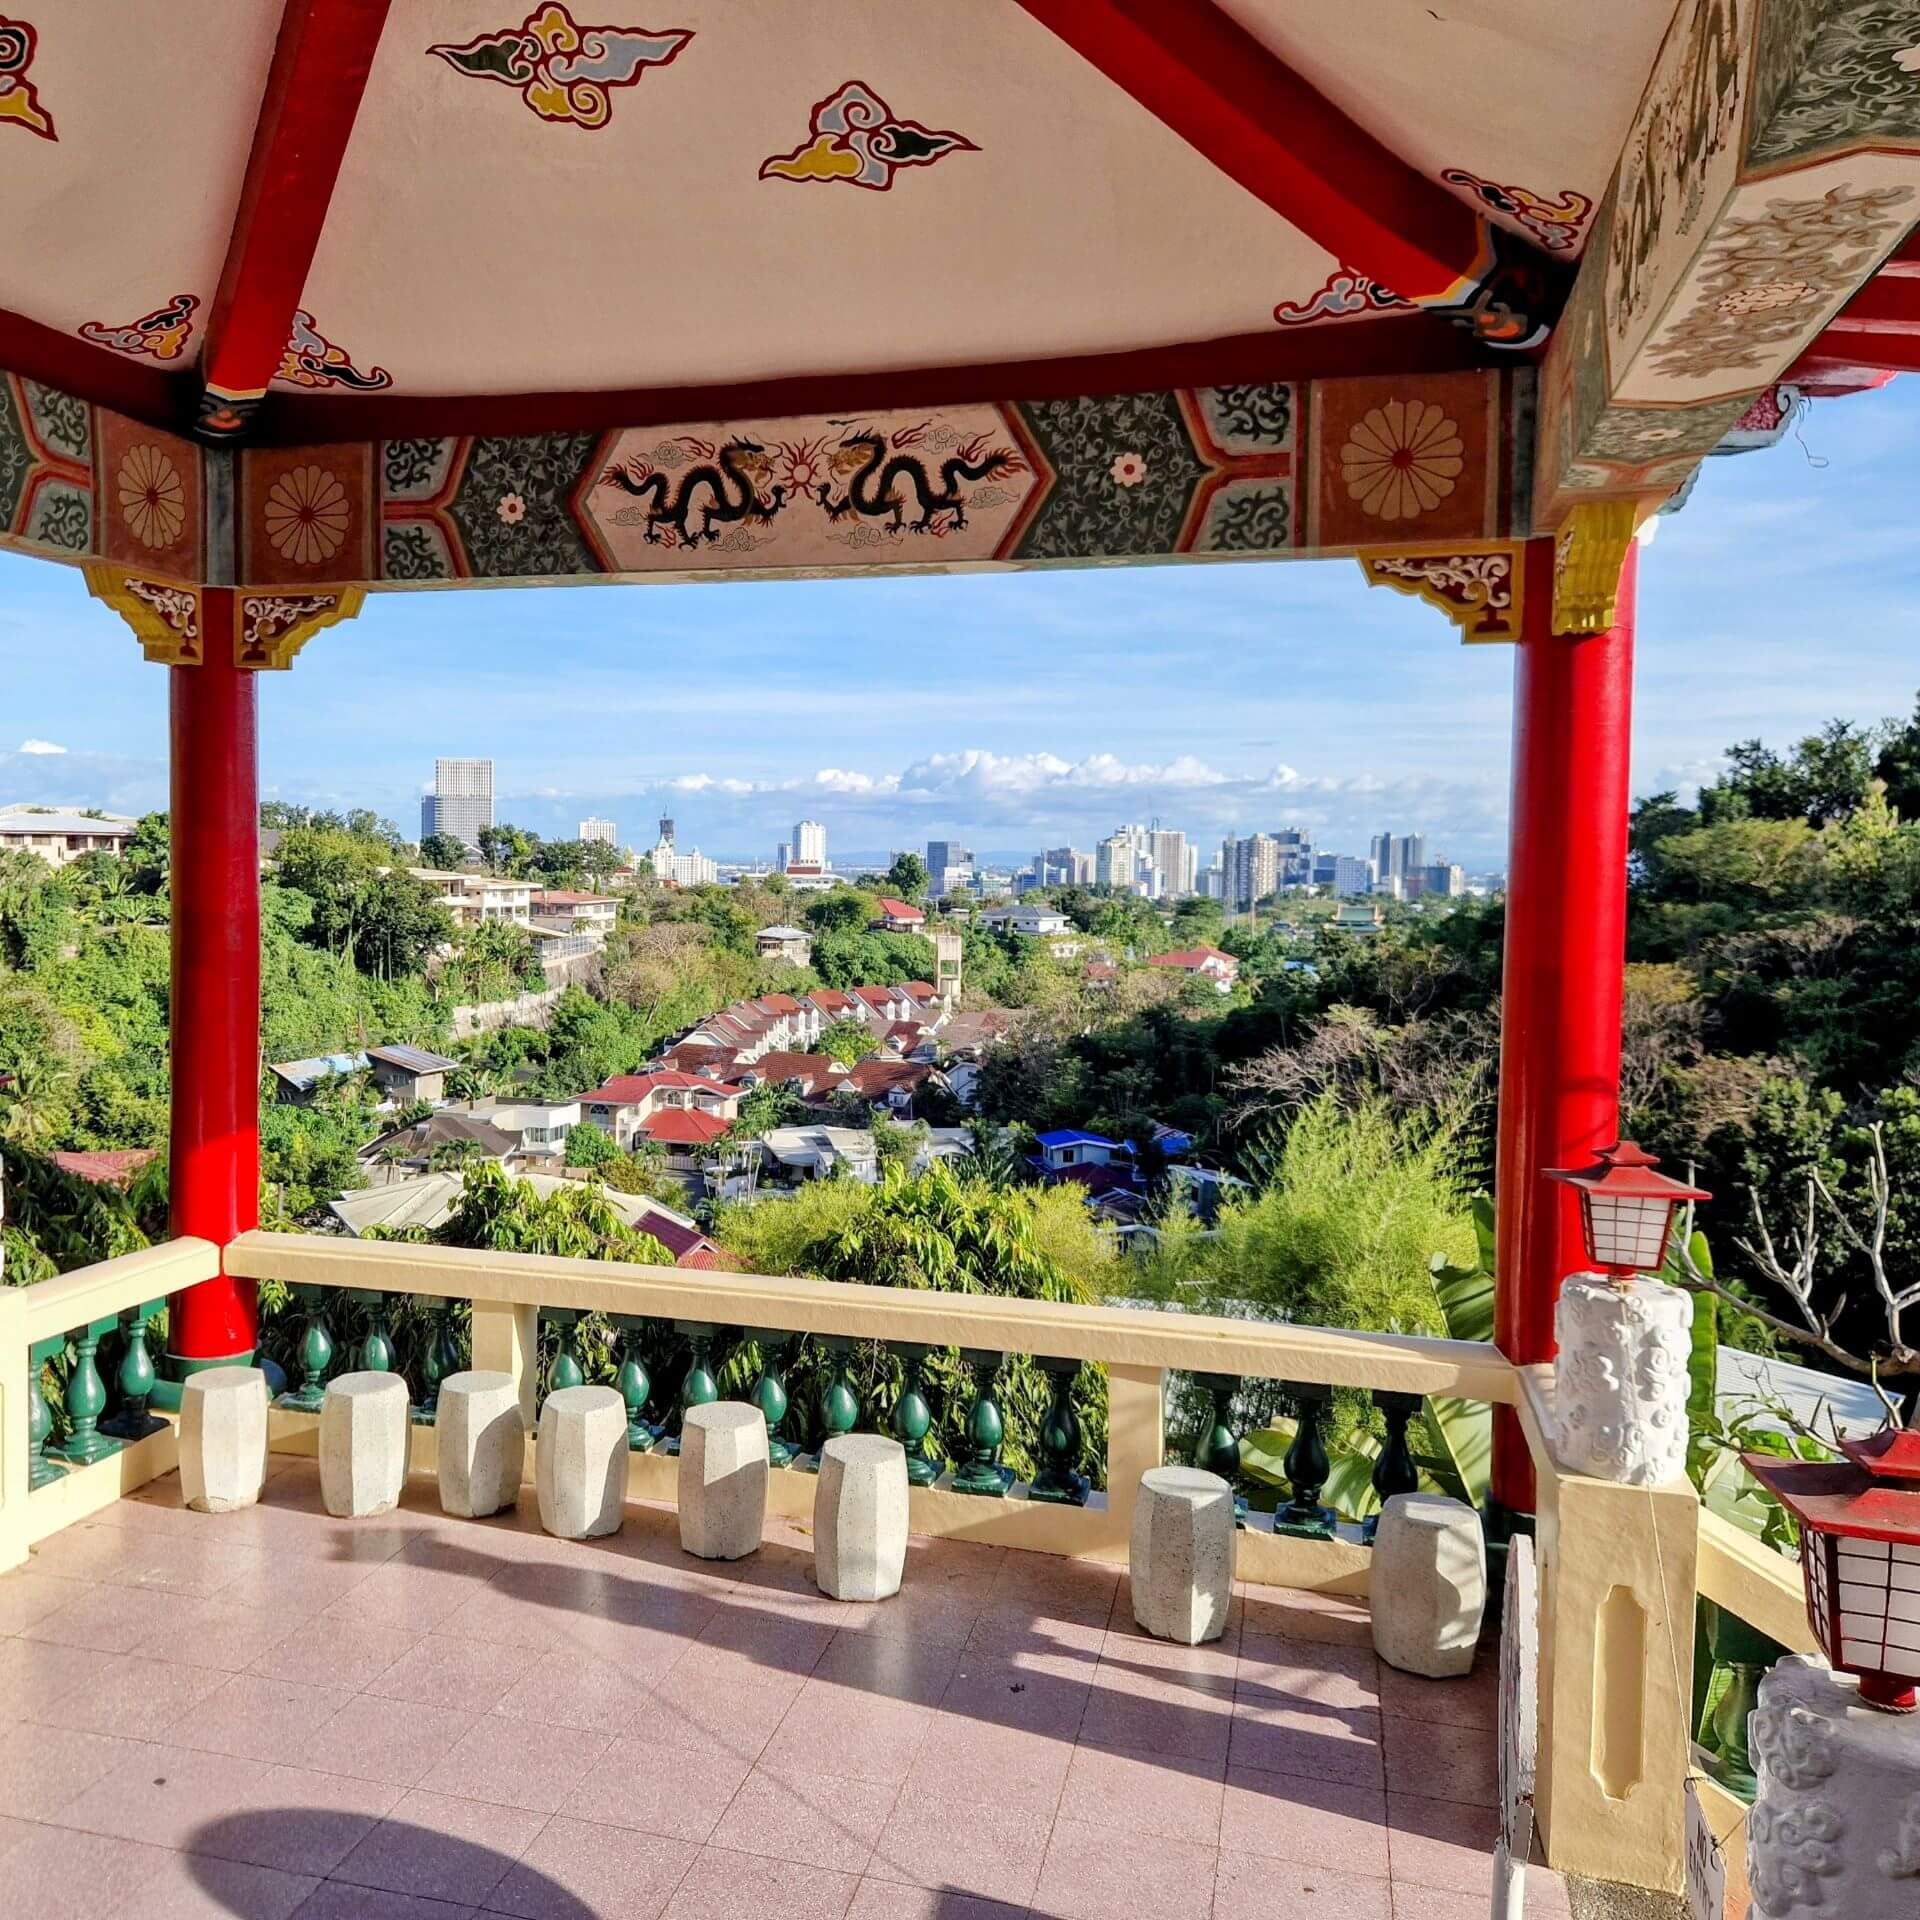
[939,1010,1018,1057]
[579,1071,740,1152]
[48,1149,157,1188]
[978,906,1071,938]
[268,1051,373,1105]
[1083,960,1118,989]
[756,924,813,966]
[841,1056,940,1116]
[461,1097,583,1165]
[871,897,926,932]
[366,1044,460,1105]
[331,1171,726,1267]
[1032,1128,1126,1175]
[725,1051,848,1101]
[1146,945,1240,990]
[411,868,533,927]
[359,1111,518,1183]
[529,890,619,935]
[0,805,136,868]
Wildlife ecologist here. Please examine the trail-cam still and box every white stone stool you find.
[1370,1492,1486,1677]
[178,1367,270,1515]
[319,1371,411,1518]
[1749,1654,1920,1918]
[814,1433,908,1600]
[536,1385,628,1539]
[437,1369,525,1518]
[1130,1465,1235,1645]
[678,1401,768,1561]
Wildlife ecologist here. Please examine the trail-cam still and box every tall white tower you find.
[792,819,828,866]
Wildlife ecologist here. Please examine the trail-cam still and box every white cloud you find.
[16,738,66,755]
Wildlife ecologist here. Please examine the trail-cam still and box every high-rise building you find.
[578,816,617,846]
[1272,828,1314,888]
[1095,830,1142,892]
[775,841,791,871]
[1315,852,1373,897]
[1369,832,1427,886]
[423,758,493,849]
[792,819,827,867]
[1148,830,1192,900]
[926,839,971,878]
[1220,833,1283,910]
[1408,861,1466,900]
[1036,846,1094,888]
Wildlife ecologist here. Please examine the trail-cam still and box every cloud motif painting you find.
[760,81,976,190]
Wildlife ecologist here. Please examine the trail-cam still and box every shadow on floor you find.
[189,1808,599,1914]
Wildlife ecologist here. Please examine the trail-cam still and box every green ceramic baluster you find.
[801,1335,858,1472]
[611,1314,656,1451]
[1193,1370,1246,1524]
[1365,1389,1423,1542]
[100,1298,167,1442]
[1274,1381,1336,1538]
[1030,1357,1089,1505]
[412,1295,452,1425]
[665,1321,719,1454]
[52,1315,124,1466]
[546,1309,586,1395]
[750,1335,794,1467]
[1702,1605,1785,1801]
[276,1285,333,1410]
[348,1289,395,1373]
[27,1335,67,1488]
[952,1349,1012,1496]
[891,1344,940,1487]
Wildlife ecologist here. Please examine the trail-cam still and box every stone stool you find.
[319,1371,411,1518]
[437,1369,525,1518]
[179,1367,270,1514]
[814,1433,909,1600]
[1130,1465,1235,1644]
[536,1384,627,1539]
[1370,1492,1486,1677]
[678,1401,768,1561]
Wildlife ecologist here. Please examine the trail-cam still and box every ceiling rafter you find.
[196,0,393,442]
[1008,0,1557,335]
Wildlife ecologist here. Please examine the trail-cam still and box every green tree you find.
[885,852,929,901]
[563,1121,619,1167]
[418,832,471,871]
[820,1018,879,1065]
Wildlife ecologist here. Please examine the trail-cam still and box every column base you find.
[149,1349,274,1413]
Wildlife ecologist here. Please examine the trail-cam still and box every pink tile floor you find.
[0,1459,1572,1919]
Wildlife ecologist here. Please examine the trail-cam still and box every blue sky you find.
[3,379,1917,871]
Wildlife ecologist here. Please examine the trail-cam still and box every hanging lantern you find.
[1546,1140,1709,1283]
[1745,1426,1920,1713]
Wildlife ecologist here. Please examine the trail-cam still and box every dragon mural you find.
[814,423,1024,533]
[598,435,788,545]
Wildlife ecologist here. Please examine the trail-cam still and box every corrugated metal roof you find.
[366,1044,460,1075]
[270,1051,371,1088]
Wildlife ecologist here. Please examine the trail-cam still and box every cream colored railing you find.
[5,1230,1719,1895]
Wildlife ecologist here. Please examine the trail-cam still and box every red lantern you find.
[1745,1427,1920,1713]
[1545,1141,1709,1281]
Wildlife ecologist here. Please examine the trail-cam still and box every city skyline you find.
[3,382,1917,868]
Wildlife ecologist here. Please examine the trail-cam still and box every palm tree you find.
[0,1057,74,1150]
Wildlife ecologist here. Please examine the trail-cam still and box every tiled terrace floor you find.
[1,1459,1571,1919]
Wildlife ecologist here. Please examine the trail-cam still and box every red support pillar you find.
[1491,538,1637,1512]
[166,595,261,1372]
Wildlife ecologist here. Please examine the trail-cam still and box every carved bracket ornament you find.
[84,566,202,665]
[84,568,363,669]
[1552,500,1639,634]
[1356,542,1526,643]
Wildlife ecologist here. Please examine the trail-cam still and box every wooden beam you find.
[1533,0,1920,528]
[1009,0,1563,344]
[196,0,393,442]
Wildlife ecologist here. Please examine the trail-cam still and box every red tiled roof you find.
[49,1148,157,1187]
[727,1050,845,1092]
[1148,945,1237,971]
[904,982,938,1000]
[1084,961,1119,980]
[677,1246,743,1272]
[854,985,896,1007]
[884,1022,927,1050]
[809,990,855,1011]
[758,993,802,1014]
[586,1071,713,1106]
[845,1058,931,1097]
[639,1108,732,1145]
[659,1043,739,1074]
[873,898,925,920]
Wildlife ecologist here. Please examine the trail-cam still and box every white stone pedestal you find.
[178,1367,269,1514]
[1130,1465,1235,1645]
[814,1433,908,1600]
[1371,1492,1486,1678]
[679,1401,768,1561]
[319,1371,410,1517]
[1748,1654,1920,1918]
[536,1385,628,1539]
[1551,1272,1692,1486]
[437,1369,525,1518]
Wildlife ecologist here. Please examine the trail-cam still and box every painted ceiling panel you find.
[1216,0,1684,254]
[292,0,1352,397]
[0,2,282,360]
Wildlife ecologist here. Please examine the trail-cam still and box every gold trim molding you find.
[236,591,365,670]
[84,565,203,666]
[1552,501,1637,634]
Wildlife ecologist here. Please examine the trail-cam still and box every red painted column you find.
[1491,538,1637,1511]
[166,597,261,1369]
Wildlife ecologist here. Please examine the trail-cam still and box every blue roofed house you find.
[1032,1128,1125,1175]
